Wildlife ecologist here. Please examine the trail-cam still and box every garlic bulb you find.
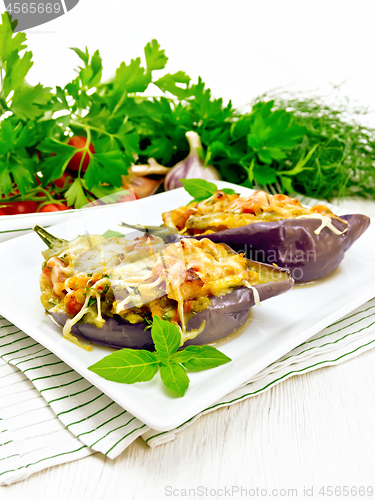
[164,131,220,190]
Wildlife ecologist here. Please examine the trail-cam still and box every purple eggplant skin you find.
[191,214,370,283]
[49,261,294,351]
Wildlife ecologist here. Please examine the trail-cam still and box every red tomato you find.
[65,294,84,315]
[118,192,139,203]
[0,209,6,216]
[53,172,74,188]
[41,265,52,287]
[39,203,69,213]
[2,201,38,215]
[42,265,52,277]
[67,136,95,172]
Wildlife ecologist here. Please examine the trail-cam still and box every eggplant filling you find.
[162,190,348,235]
[39,233,286,347]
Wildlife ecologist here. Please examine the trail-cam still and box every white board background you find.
[1,0,375,125]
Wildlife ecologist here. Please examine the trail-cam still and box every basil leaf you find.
[221,188,237,195]
[151,316,180,361]
[88,349,159,383]
[170,345,200,364]
[102,229,125,238]
[180,178,217,202]
[160,363,189,397]
[181,345,232,372]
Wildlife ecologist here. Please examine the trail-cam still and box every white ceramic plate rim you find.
[0,181,374,431]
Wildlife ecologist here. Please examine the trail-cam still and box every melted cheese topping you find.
[162,190,346,235]
[296,213,348,235]
[40,234,273,347]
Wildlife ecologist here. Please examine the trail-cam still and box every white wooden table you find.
[2,350,375,499]
[2,197,375,499]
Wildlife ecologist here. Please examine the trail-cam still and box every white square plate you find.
[0,181,374,431]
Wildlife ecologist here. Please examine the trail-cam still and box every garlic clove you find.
[129,158,169,177]
[164,131,220,191]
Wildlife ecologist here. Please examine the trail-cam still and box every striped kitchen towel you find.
[0,317,148,485]
[2,298,375,485]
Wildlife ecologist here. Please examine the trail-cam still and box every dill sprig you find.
[266,92,375,200]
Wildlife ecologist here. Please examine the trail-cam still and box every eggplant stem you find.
[119,222,163,232]
[33,225,67,249]
[118,221,178,243]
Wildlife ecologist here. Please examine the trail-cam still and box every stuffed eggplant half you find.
[162,190,370,282]
[35,226,294,351]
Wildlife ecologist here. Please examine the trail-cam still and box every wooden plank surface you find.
[2,347,375,499]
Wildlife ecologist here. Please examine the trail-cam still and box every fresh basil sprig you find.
[181,178,237,203]
[88,316,231,397]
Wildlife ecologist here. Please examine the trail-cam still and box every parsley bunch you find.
[1,12,375,209]
[88,316,231,397]
[37,38,173,207]
[0,14,52,199]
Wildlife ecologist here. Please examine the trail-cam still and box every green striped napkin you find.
[2,298,375,485]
